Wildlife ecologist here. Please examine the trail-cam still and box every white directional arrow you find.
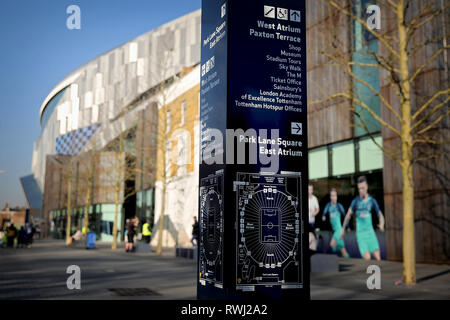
[291,122,303,135]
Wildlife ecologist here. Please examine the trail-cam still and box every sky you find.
[0,0,201,208]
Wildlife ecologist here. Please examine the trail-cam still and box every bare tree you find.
[309,0,449,283]
[77,140,99,247]
[111,125,138,250]
[82,150,96,246]
[64,157,74,246]
[132,79,196,252]
[51,154,75,246]
[144,46,190,255]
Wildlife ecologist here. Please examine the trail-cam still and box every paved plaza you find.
[0,240,449,300]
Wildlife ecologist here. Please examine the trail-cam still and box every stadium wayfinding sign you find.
[198,0,309,300]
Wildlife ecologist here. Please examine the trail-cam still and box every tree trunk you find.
[83,204,89,247]
[398,0,416,284]
[401,157,416,283]
[156,181,166,255]
[112,188,119,250]
[83,154,95,247]
[65,157,73,246]
[156,92,169,255]
[112,151,122,250]
[112,133,124,250]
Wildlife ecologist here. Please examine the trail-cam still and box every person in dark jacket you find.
[18,226,26,248]
[191,216,199,247]
[126,218,137,252]
[7,224,17,248]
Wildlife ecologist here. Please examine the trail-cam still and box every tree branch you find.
[416,109,450,135]
[413,138,450,146]
[407,2,450,42]
[347,64,402,122]
[411,89,450,123]
[410,45,450,82]
[353,110,401,162]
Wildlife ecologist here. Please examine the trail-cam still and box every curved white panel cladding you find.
[32,10,201,192]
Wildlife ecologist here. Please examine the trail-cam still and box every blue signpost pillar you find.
[198,0,309,300]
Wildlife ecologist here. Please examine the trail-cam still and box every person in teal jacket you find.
[341,176,385,260]
[322,188,349,258]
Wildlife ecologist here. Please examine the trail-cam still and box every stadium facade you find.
[30,10,202,243]
[24,2,449,262]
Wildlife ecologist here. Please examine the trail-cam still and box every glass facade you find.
[359,135,384,172]
[308,134,384,231]
[20,174,43,210]
[136,188,155,229]
[352,0,381,137]
[332,141,355,176]
[309,134,383,180]
[51,204,123,241]
[308,147,328,180]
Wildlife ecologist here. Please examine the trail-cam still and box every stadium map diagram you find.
[199,171,224,288]
[234,172,303,291]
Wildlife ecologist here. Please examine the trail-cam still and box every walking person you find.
[322,188,350,258]
[17,226,26,248]
[1,228,7,248]
[6,223,17,248]
[190,216,199,247]
[70,229,82,246]
[82,224,89,245]
[25,224,33,248]
[340,176,385,260]
[124,219,129,251]
[133,217,139,248]
[142,219,152,244]
[308,184,320,229]
[0,228,4,247]
[125,218,136,252]
[31,225,36,241]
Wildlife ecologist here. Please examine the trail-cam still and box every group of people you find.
[124,217,152,252]
[309,176,385,261]
[0,223,36,248]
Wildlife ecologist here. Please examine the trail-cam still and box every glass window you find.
[352,0,380,137]
[101,221,114,235]
[177,134,187,176]
[146,189,152,207]
[136,191,142,209]
[359,136,383,171]
[332,141,355,176]
[166,110,171,133]
[177,134,187,165]
[309,147,328,180]
[166,141,171,175]
[181,101,187,126]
